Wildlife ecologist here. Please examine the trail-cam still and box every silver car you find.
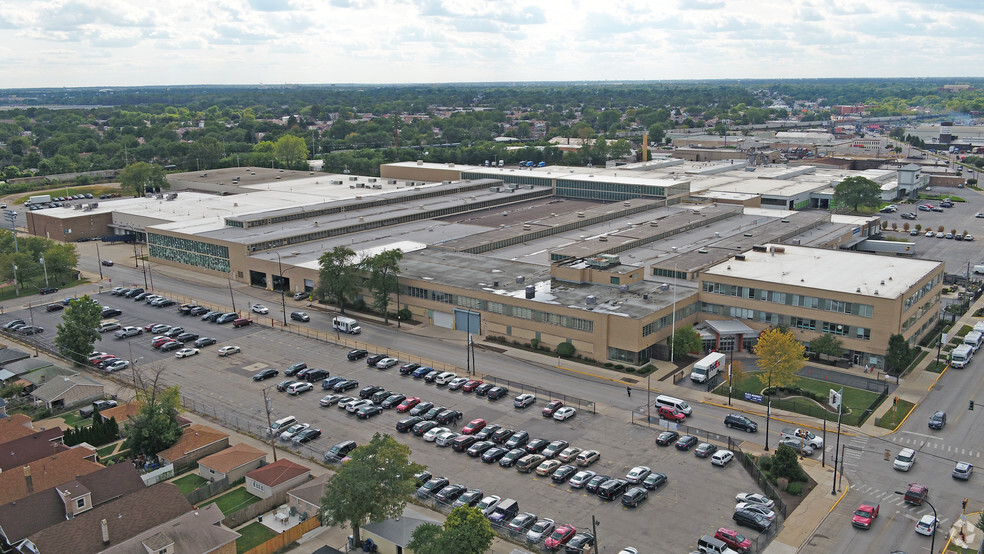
[526,518,555,543]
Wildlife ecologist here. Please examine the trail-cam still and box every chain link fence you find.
[479,374,596,413]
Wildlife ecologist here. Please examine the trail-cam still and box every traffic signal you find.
[963,498,969,510]
[971,400,975,411]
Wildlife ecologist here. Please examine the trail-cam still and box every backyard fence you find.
[242,516,321,554]
[184,476,231,505]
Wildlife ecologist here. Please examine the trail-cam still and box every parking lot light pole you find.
[895,491,936,554]
[763,358,783,452]
[261,386,279,462]
[274,252,287,326]
[39,257,48,287]
[12,264,18,296]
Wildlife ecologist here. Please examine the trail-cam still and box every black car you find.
[733,509,772,532]
[252,369,279,381]
[499,448,526,468]
[39,287,58,295]
[504,430,530,449]
[436,409,462,425]
[45,303,64,312]
[101,307,122,318]
[156,299,177,308]
[193,337,217,348]
[101,259,114,266]
[347,349,368,361]
[360,384,385,399]
[412,420,440,437]
[160,341,182,352]
[396,417,423,433]
[416,476,449,498]
[423,370,441,384]
[525,438,550,454]
[175,332,199,343]
[370,389,393,404]
[303,369,330,382]
[597,478,628,501]
[422,406,446,421]
[284,362,308,376]
[276,379,298,392]
[3,319,25,330]
[474,423,501,441]
[399,362,420,375]
[366,354,386,366]
[409,401,434,417]
[566,533,595,553]
[201,311,222,322]
[381,394,407,409]
[467,440,495,457]
[474,383,495,396]
[451,435,480,452]
[293,428,322,443]
[929,410,947,430]
[435,483,467,503]
[322,376,345,390]
[621,486,648,507]
[551,464,578,483]
[414,471,432,487]
[491,427,515,444]
[290,311,310,322]
[643,472,668,490]
[356,405,383,419]
[724,413,758,433]
[125,288,144,298]
[482,446,509,463]
[324,440,358,462]
[164,327,185,338]
[675,435,699,451]
[585,474,612,494]
[487,386,509,400]
[333,379,359,392]
[189,306,210,316]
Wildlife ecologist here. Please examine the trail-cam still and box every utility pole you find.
[227,277,236,313]
[261,388,279,462]
[832,388,843,495]
[95,242,104,280]
[591,515,599,552]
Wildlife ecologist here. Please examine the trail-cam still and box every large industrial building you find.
[22,158,944,368]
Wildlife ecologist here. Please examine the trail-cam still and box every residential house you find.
[0,414,34,443]
[0,463,145,551]
[0,446,101,505]
[100,503,239,554]
[18,483,194,553]
[0,397,6,418]
[287,473,328,521]
[96,402,141,427]
[362,505,443,554]
[197,442,266,483]
[0,427,66,471]
[245,459,311,500]
[156,424,229,471]
[30,375,104,411]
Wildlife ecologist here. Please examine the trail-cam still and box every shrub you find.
[604,362,613,368]
[626,367,636,373]
[758,457,773,472]
[787,482,803,495]
[530,338,540,350]
[614,364,624,370]
[556,342,576,357]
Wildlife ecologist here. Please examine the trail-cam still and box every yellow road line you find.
[828,482,850,513]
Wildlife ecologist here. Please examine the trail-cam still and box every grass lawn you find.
[172,473,209,496]
[96,443,119,457]
[722,373,882,424]
[876,400,916,430]
[202,487,260,515]
[61,412,88,428]
[235,521,278,554]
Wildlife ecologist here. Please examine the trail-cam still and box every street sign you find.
[745,392,763,403]
[829,389,842,409]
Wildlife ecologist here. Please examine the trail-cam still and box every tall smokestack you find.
[23,466,33,494]
[642,133,649,162]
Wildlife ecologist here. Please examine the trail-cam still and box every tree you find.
[189,136,223,169]
[729,359,747,386]
[118,162,168,197]
[407,506,495,554]
[273,135,308,166]
[361,249,403,323]
[54,295,102,365]
[833,176,881,212]
[754,327,805,389]
[320,433,424,545]
[314,246,359,312]
[809,333,843,362]
[122,363,183,456]
[885,333,914,375]
[669,325,703,361]
[770,443,806,481]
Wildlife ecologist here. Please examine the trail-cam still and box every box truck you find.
[332,316,361,335]
[690,352,726,383]
[951,344,974,368]
[28,195,51,205]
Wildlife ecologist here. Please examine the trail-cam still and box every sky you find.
[2,0,983,88]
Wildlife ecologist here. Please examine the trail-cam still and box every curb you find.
[702,400,858,437]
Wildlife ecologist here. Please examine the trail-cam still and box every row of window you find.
[701,302,871,340]
[701,281,875,318]
[462,172,554,188]
[149,245,231,273]
[903,295,940,332]
[904,273,943,311]
[641,301,700,337]
[149,233,230,258]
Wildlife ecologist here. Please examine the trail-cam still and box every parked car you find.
[289,311,310,322]
[553,407,577,421]
[175,347,200,358]
[514,393,536,408]
[193,337,217,348]
[621,486,648,507]
[724,413,758,432]
[253,369,279,381]
[218,346,241,357]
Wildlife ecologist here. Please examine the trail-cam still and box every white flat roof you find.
[703,244,941,299]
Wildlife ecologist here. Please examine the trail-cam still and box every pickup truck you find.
[113,326,143,339]
[851,501,879,529]
[780,428,823,449]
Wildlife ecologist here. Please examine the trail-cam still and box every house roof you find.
[18,365,75,387]
[0,446,101,505]
[246,458,310,487]
[98,402,141,424]
[99,503,239,554]
[0,348,31,367]
[23,483,193,553]
[31,375,102,402]
[363,505,441,547]
[197,442,266,474]
[0,427,67,471]
[287,473,328,508]
[0,463,145,544]
[0,415,35,444]
[157,424,229,462]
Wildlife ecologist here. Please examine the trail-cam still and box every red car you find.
[462,379,483,392]
[544,523,576,550]
[90,354,115,366]
[152,336,173,348]
[658,405,686,421]
[143,322,161,332]
[542,400,563,417]
[396,397,421,413]
[462,418,487,435]
[715,528,751,553]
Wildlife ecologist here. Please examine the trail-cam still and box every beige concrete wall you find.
[379,163,462,183]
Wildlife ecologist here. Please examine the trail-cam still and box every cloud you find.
[249,0,294,11]
[679,0,725,10]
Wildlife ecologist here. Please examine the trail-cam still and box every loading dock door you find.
[432,311,453,329]
[454,309,481,335]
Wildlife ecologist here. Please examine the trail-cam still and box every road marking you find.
[901,431,943,440]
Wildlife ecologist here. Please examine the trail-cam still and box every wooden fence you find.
[223,491,289,529]
[243,516,321,554]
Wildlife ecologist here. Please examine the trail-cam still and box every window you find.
[76,498,85,509]
[610,277,620,285]
[252,480,266,492]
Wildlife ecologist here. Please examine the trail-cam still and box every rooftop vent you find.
[586,295,597,305]
[516,276,525,284]
[525,285,535,299]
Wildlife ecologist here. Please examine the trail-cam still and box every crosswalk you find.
[888,433,982,458]
[839,436,870,469]
[850,483,951,527]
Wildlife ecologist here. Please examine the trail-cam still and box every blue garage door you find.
[454,309,481,335]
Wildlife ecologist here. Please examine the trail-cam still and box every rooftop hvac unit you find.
[623,201,631,207]
[356,182,365,188]
[372,184,382,189]
[387,179,397,184]
[359,217,365,222]
[368,178,377,183]
[416,160,424,165]
[516,276,525,284]
[659,283,670,291]
[330,180,342,185]
[619,285,629,293]
[650,221,659,227]
[349,176,358,181]
[443,180,451,185]
[525,285,535,299]
[735,254,746,261]
[493,281,499,287]
[447,163,455,168]
[489,187,500,192]
[586,295,597,305]
[752,245,768,252]
[74,204,82,210]
[91,203,98,208]
[599,235,608,242]
[523,224,531,230]
[526,185,534,189]
[577,212,585,218]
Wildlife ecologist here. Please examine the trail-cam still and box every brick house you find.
[0,447,101,505]
[197,443,266,483]
[30,375,104,411]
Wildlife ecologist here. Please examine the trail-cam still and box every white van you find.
[654,395,692,415]
[434,372,457,385]
[964,331,983,352]
[952,344,974,368]
[267,415,297,437]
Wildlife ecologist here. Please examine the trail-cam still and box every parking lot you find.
[879,188,984,271]
[6,291,770,553]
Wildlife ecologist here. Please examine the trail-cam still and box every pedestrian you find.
[626,387,631,397]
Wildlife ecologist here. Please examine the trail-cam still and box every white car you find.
[435,431,459,447]
[346,399,372,413]
[278,423,310,441]
[104,359,130,372]
[735,492,775,508]
[735,502,776,521]
[553,407,577,421]
[514,393,536,408]
[175,347,199,358]
[287,382,314,396]
[625,465,652,484]
[476,495,501,516]
[335,396,357,410]
[447,377,469,390]
[251,304,269,314]
[218,346,241,357]
[915,514,937,536]
[893,448,916,471]
[423,427,451,442]
[711,449,735,466]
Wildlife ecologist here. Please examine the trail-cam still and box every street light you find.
[273,252,287,326]
[12,264,18,296]
[763,358,784,452]
[39,257,48,288]
[894,491,936,554]
[3,210,18,253]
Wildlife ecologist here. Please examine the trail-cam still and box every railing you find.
[479,375,596,413]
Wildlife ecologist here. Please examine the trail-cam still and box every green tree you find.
[809,333,843,362]
[833,176,881,212]
[273,135,308,166]
[669,325,702,361]
[54,295,102,365]
[122,366,183,456]
[885,333,913,376]
[314,246,360,312]
[407,506,495,554]
[770,443,805,481]
[320,433,424,545]
[754,327,805,389]
[361,249,403,323]
[118,162,168,197]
